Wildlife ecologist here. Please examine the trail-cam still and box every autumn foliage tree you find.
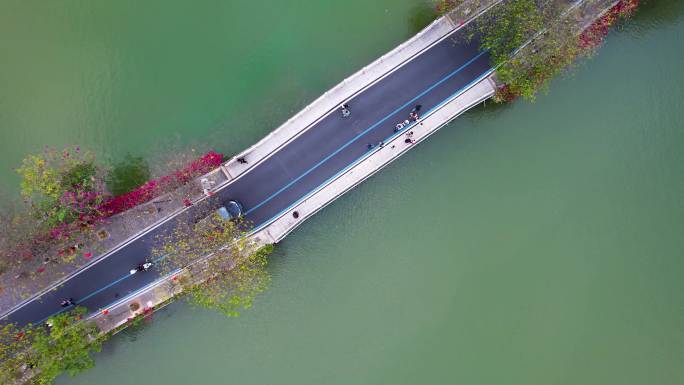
[16,146,105,232]
[154,206,246,271]
[467,0,640,101]
[187,245,272,317]
[154,207,272,317]
[1,146,108,269]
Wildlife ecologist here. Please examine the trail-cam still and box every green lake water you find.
[1,0,683,384]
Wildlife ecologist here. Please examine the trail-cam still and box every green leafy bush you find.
[0,307,106,385]
[106,154,151,196]
[154,211,272,318]
[476,0,544,66]
[187,245,273,317]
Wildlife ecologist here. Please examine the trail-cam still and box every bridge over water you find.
[2,2,500,327]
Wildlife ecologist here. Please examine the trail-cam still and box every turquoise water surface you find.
[1,1,683,384]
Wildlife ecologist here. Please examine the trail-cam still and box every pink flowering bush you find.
[98,151,223,216]
[580,0,639,49]
[4,148,222,267]
[7,146,107,263]
[16,146,105,228]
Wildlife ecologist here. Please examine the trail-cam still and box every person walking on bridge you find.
[409,111,419,121]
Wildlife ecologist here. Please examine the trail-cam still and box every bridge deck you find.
[4,18,492,327]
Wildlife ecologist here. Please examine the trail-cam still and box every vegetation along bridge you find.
[2,3,500,327]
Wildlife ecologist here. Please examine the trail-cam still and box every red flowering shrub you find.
[4,146,107,265]
[98,151,223,216]
[435,0,457,15]
[2,148,223,274]
[580,0,639,49]
[493,84,517,103]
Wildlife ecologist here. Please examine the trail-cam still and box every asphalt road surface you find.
[3,26,491,326]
